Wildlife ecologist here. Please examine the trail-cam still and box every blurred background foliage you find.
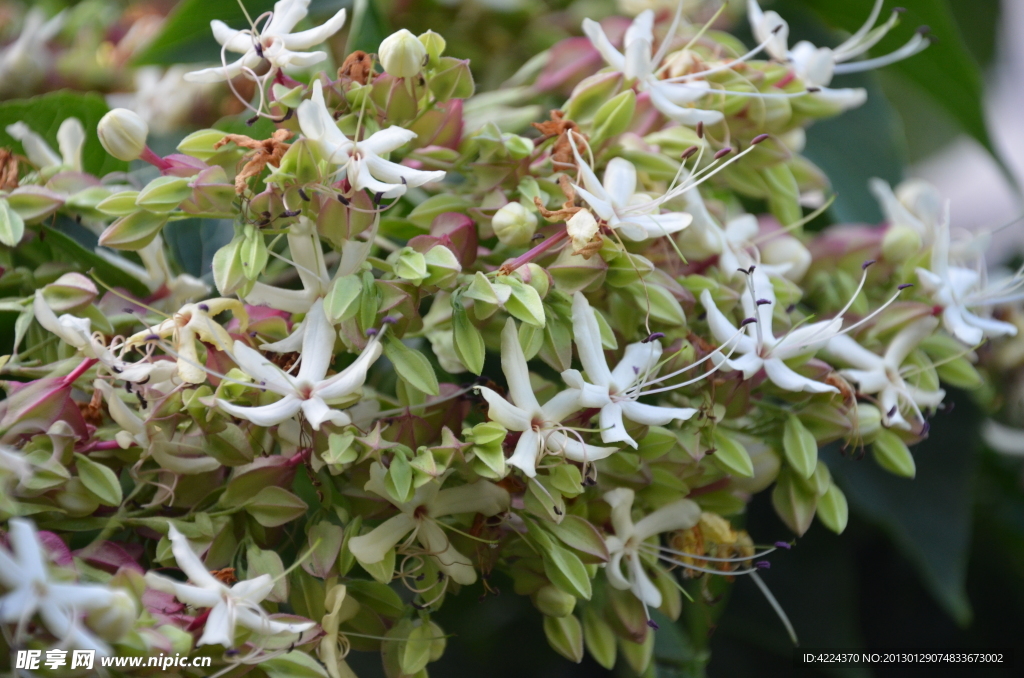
[4,0,1024,675]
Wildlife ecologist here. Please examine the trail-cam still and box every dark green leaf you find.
[43,226,150,297]
[0,91,127,176]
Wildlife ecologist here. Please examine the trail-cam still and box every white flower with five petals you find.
[298,80,445,198]
[826,317,945,430]
[215,298,382,430]
[348,464,509,585]
[748,0,927,108]
[477,318,617,477]
[145,523,315,646]
[185,0,347,83]
[603,488,701,609]
[0,518,132,654]
[700,268,840,394]
[562,292,697,448]
[570,143,692,242]
[582,10,724,126]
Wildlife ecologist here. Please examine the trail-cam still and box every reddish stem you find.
[500,227,568,272]
[62,359,99,387]
[139,146,172,171]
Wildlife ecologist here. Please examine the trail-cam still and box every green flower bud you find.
[548,246,607,294]
[86,589,138,641]
[491,202,538,247]
[855,403,883,440]
[96,190,140,216]
[564,72,623,124]
[4,186,64,222]
[429,57,474,101]
[379,29,427,78]
[42,272,97,312]
[135,175,192,213]
[274,138,325,185]
[418,30,446,68]
[533,585,576,617]
[519,263,551,299]
[424,244,462,288]
[271,83,305,109]
[881,224,923,263]
[176,129,229,161]
[97,108,148,162]
[98,210,168,251]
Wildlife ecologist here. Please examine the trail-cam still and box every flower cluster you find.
[0,0,1018,675]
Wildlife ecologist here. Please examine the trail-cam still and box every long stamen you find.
[629,324,751,393]
[751,572,799,646]
[648,542,778,563]
[632,339,742,396]
[832,0,885,57]
[833,32,929,74]
[660,28,783,82]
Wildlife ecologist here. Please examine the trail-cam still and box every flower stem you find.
[139,146,172,171]
[499,227,568,273]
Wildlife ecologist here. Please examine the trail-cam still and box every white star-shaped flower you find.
[348,464,509,585]
[916,212,1020,345]
[562,292,697,448]
[0,518,132,654]
[700,268,840,394]
[603,488,701,609]
[298,80,445,198]
[582,10,724,126]
[145,523,315,647]
[185,0,347,83]
[477,318,617,477]
[748,0,927,107]
[570,143,692,242]
[215,298,382,430]
[826,317,945,430]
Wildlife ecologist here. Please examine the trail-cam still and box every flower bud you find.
[86,589,138,641]
[760,235,812,282]
[881,224,923,262]
[379,29,427,79]
[418,30,446,68]
[97,108,148,162]
[517,263,550,298]
[533,584,576,617]
[491,202,537,247]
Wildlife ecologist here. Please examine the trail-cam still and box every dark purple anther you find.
[366,328,379,337]
[714,147,733,160]
[643,332,665,343]
[756,298,771,306]
[382,316,399,325]
[752,133,770,145]
[898,283,914,290]
[145,334,160,341]
[756,560,771,569]
[298,189,310,202]
[774,541,791,549]
[681,145,699,160]
[199,304,210,312]
[338,194,350,206]
[862,259,876,270]
[647,619,660,630]
[740,317,757,327]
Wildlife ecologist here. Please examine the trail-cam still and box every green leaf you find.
[384,337,440,396]
[399,622,435,675]
[262,651,329,678]
[452,300,485,375]
[0,200,25,248]
[710,429,754,478]
[0,91,127,176]
[74,454,123,507]
[543,614,584,664]
[526,519,592,600]
[783,414,818,479]
[243,486,309,527]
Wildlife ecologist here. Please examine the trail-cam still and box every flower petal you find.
[197,601,236,647]
[314,337,382,400]
[280,8,347,50]
[216,394,302,427]
[763,358,838,394]
[478,387,532,431]
[296,298,335,383]
[230,340,296,395]
[507,429,541,477]
[620,400,697,427]
[571,292,613,386]
[581,18,626,71]
[348,513,417,565]
[500,318,542,412]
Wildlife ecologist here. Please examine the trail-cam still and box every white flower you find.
[244,216,331,316]
[33,291,157,383]
[348,464,509,585]
[916,212,1020,345]
[93,380,148,450]
[145,523,315,647]
[298,80,445,198]
[0,518,129,654]
[603,488,701,609]
[477,318,617,477]
[826,317,945,430]
[6,117,84,172]
[583,10,724,126]
[125,298,244,385]
[869,177,944,245]
[216,298,382,430]
[700,268,840,394]
[570,144,692,242]
[562,292,697,448]
[0,8,65,96]
[748,0,927,102]
[185,0,347,83]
